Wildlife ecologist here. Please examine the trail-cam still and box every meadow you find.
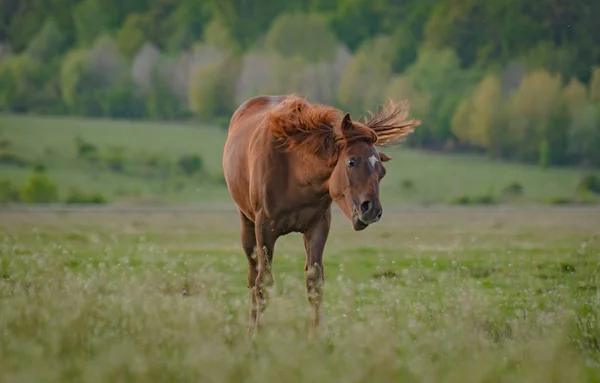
[1,207,599,382]
[1,113,597,206]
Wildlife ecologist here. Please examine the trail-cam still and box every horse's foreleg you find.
[302,210,331,337]
[240,212,258,338]
[254,212,277,332]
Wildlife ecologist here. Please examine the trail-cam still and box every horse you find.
[222,94,420,336]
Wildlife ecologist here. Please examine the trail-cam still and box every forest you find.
[1,0,600,168]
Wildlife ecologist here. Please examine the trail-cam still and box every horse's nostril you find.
[360,200,371,214]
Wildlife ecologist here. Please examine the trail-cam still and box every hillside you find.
[0,114,595,206]
[1,0,599,170]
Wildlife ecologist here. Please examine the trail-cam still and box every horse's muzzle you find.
[352,203,383,230]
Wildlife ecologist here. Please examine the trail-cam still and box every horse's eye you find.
[347,158,356,168]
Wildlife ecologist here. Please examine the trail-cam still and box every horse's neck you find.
[288,151,334,197]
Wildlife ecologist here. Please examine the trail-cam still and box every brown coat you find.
[222,94,420,336]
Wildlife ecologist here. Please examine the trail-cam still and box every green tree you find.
[403,47,480,146]
[163,0,211,53]
[0,53,40,112]
[328,0,381,52]
[590,67,600,103]
[203,0,288,49]
[505,70,566,164]
[385,76,429,136]
[189,52,241,119]
[73,0,109,46]
[451,74,503,155]
[202,17,240,53]
[563,77,599,166]
[338,36,395,114]
[145,58,186,120]
[519,41,580,82]
[25,18,66,62]
[60,36,135,117]
[265,12,337,63]
[116,13,149,60]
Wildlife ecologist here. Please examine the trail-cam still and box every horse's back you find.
[224,95,285,162]
[228,95,287,133]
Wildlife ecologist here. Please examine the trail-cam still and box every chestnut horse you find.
[222,94,420,336]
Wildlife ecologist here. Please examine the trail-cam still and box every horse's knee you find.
[306,263,323,283]
[257,269,274,287]
[305,265,324,305]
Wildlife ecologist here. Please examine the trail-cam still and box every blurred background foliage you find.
[0,0,600,205]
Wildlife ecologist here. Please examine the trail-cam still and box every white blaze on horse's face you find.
[368,149,379,169]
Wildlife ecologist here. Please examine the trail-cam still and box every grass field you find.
[1,113,597,205]
[1,207,599,382]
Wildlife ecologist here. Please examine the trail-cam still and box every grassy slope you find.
[0,113,594,205]
[0,208,598,382]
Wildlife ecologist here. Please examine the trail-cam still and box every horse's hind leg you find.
[254,211,277,332]
[239,211,258,337]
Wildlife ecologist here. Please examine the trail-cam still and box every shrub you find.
[139,153,166,176]
[32,161,47,173]
[545,196,574,205]
[74,136,99,162]
[19,173,59,203]
[401,179,415,191]
[177,154,203,176]
[0,179,20,203]
[449,195,471,205]
[65,188,107,204]
[104,146,125,172]
[577,174,600,195]
[501,182,524,197]
[449,190,497,205]
[138,154,172,180]
[0,151,29,167]
[0,138,12,150]
[472,193,497,205]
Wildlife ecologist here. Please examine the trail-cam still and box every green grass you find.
[0,113,597,205]
[1,207,599,382]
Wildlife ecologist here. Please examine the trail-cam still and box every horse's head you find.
[268,96,418,231]
[329,113,392,231]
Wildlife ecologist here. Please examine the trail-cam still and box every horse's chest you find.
[275,207,323,235]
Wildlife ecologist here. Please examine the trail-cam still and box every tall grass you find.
[1,223,598,382]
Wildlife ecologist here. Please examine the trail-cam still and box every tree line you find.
[1,0,599,167]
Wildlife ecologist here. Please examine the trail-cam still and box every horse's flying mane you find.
[268,95,420,158]
[362,98,421,146]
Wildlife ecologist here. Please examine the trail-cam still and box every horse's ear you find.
[379,152,392,162]
[341,113,353,133]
